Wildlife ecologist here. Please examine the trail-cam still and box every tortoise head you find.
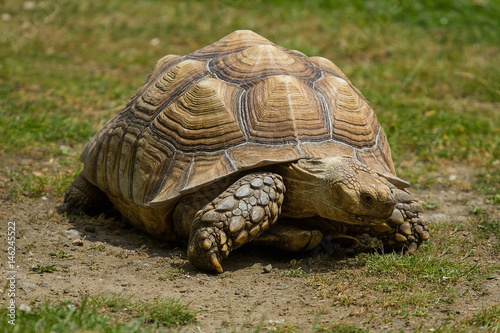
[284,156,397,226]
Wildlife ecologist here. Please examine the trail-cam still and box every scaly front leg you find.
[187,172,285,273]
[379,188,430,252]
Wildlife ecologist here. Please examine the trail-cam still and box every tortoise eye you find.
[362,193,374,205]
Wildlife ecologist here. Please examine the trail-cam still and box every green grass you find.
[2,165,78,201]
[306,216,499,329]
[1,0,498,200]
[0,294,197,333]
[49,250,74,259]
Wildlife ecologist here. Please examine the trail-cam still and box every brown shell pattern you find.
[81,30,399,207]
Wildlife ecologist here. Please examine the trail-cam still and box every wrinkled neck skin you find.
[277,156,397,226]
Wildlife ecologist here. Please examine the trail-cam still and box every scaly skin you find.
[187,173,285,273]
[59,158,429,274]
[310,189,429,253]
[57,173,113,215]
[378,188,429,253]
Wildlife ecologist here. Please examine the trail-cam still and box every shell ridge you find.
[313,83,334,140]
[147,71,210,124]
[147,151,177,203]
[84,30,401,209]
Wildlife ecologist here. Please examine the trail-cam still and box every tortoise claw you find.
[211,254,223,274]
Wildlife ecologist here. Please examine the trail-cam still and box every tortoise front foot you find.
[380,189,430,253]
[187,172,285,273]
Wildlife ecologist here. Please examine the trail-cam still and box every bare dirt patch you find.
[1,154,498,332]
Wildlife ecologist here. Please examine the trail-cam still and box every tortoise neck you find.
[274,162,324,218]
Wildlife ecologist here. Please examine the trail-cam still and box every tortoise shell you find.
[80,30,404,215]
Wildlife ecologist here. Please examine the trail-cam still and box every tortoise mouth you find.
[313,208,391,232]
[319,204,394,227]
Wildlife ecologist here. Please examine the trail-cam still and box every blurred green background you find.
[1,0,499,192]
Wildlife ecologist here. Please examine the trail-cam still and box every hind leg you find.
[250,224,323,251]
[57,173,112,215]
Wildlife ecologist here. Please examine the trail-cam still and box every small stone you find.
[263,264,273,273]
[235,185,252,198]
[65,229,81,240]
[150,37,160,46]
[231,208,242,216]
[23,1,36,10]
[263,176,273,185]
[73,298,82,308]
[235,289,241,295]
[249,196,257,205]
[18,304,31,313]
[63,288,70,294]
[72,239,84,246]
[238,201,247,211]
[18,282,36,293]
[250,178,263,188]
[229,216,245,233]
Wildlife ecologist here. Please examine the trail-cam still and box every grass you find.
[1,0,498,199]
[1,0,499,194]
[0,294,197,333]
[49,250,74,259]
[306,216,499,328]
[0,0,499,331]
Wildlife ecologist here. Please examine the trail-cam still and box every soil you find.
[0,154,498,332]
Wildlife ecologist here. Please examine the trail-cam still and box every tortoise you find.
[59,30,429,273]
